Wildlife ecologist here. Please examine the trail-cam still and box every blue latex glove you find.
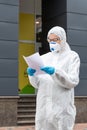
[27,67,36,76]
[40,66,55,75]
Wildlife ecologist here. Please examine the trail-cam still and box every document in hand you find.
[23,52,45,75]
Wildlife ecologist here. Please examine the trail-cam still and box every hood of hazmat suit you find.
[28,26,80,130]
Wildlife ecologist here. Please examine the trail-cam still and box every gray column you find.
[0,0,19,96]
[0,0,19,126]
[67,0,87,96]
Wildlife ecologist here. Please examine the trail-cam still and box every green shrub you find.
[19,84,35,94]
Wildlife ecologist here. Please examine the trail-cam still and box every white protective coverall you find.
[28,26,80,130]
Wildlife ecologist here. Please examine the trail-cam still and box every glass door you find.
[18,0,42,94]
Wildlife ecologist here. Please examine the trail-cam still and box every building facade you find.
[0,0,87,126]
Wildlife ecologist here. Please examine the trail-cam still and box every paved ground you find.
[0,123,87,130]
[74,123,87,130]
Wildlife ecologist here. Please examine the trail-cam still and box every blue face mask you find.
[49,41,61,52]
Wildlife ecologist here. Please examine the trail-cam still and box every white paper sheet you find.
[23,52,45,75]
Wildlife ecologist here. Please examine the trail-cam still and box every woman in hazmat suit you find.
[27,26,80,130]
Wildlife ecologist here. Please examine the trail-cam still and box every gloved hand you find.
[40,66,55,75]
[27,67,36,76]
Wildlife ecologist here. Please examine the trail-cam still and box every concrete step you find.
[18,115,35,121]
[18,109,36,114]
[17,95,36,126]
[18,99,36,102]
[18,104,36,107]
[18,115,35,118]
[18,105,36,110]
[17,120,35,126]
[18,95,36,102]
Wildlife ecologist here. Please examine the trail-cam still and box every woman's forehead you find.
[48,33,60,38]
